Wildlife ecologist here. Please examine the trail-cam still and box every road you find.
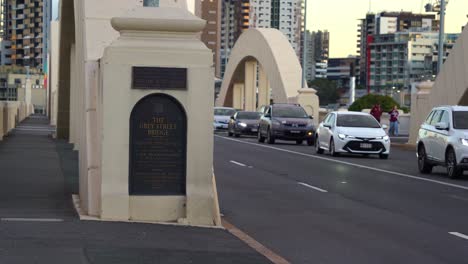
[214,132,468,264]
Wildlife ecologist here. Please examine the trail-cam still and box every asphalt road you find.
[214,132,468,264]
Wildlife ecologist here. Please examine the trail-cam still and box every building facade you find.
[368,32,458,92]
[195,0,222,77]
[357,12,438,90]
[0,0,50,70]
[220,0,303,77]
[304,30,329,81]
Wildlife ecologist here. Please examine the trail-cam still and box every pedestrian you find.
[370,103,383,123]
[388,105,399,136]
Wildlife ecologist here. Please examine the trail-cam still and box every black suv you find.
[258,104,315,145]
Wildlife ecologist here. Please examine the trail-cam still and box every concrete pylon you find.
[232,83,245,110]
[244,60,257,111]
[258,64,270,107]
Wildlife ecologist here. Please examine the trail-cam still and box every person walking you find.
[370,104,383,123]
[388,106,400,136]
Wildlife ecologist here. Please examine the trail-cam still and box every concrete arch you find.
[216,28,307,111]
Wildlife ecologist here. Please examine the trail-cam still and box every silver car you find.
[416,106,468,178]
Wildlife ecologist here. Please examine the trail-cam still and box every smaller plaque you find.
[132,67,187,90]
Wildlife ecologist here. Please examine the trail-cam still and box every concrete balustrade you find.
[0,101,34,140]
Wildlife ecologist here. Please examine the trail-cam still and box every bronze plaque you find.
[129,94,187,195]
[132,67,187,90]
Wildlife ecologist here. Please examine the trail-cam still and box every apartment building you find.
[357,12,438,89]
[220,0,303,77]
[195,0,222,77]
[368,32,458,92]
[0,0,50,70]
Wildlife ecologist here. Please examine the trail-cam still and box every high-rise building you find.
[304,30,329,81]
[357,12,438,90]
[368,32,458,92]
[195,0,222,77]
[219,0,303,77]
[0,0,51,70]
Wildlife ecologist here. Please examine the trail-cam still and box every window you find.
[453,111,468,129]
[440,110,450,125]
[143,0,159,7]
[429,110,442,126]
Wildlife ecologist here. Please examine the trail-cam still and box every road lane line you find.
[449,232,468,240]
[216,135,468,191]
[230,160,247,167]
[1,218,64,222]
[298,182,328,193]
[222,218,291,264]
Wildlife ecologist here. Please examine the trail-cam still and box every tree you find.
[348,94,408,113]
[308,79,340,106]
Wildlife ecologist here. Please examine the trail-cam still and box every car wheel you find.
[307,139,314,146]
[267,128,275,144]
[296,140,303,145]
[446,148,463,179]
[417,145,433,174]
[258,130,265,143]
[316,137,324,154]
[379,154,389,159]
[330,139,339,157]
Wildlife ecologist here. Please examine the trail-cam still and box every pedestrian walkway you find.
[0,116,270,264]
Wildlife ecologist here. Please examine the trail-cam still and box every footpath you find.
[0,115,270,264]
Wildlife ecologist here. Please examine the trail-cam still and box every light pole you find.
[437,0,446,74]
[301,0,308,88]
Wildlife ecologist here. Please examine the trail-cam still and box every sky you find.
[54,0,467,58]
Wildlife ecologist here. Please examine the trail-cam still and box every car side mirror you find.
[382,124,388,129]
[435,122,449,131]
[324,124,331,129]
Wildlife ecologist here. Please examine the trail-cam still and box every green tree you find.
[349,94,408,113]
[308,79,340,106]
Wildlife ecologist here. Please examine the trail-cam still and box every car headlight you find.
[238,122,247,127]
[376,135,390,141]
[338,134,346,140]
[272,120,281,126]
[461,138,468,146]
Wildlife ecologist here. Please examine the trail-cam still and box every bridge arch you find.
[216,28,308,112]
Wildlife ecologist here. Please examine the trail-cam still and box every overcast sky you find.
[53,0,467,58]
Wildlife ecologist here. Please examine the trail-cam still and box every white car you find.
[416,106,468,178]
[315,111,391,159]
[214,107,236,130]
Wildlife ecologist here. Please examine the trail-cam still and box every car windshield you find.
[214,108,236,116]
[453,111,468,129]
[237,112,261,120]
[336,114,381,128]
[273,107,308,118]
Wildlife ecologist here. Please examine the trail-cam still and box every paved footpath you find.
[0,116,270,264]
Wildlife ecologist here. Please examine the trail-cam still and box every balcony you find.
[13,14,25,20]
[12,4,25,10]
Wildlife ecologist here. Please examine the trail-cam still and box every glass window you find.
[328,114,336,126]
[143,0,159,7]
[453,111,468,129]
[429,110,442,126]
[272,106,308,118]
[236,112,261,120]
[214,108,236,116]
[336,114,381,128]
[439,111,450,125]
[323,114,331,124]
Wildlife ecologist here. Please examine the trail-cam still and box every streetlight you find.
[426,0,448,74]
[301,0,308,88]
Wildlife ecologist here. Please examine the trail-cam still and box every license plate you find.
[360,143,372,149]
[251,128,258,132]
[290,130,301,134]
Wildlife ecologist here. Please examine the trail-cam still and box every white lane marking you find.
[298,182,328,193]
[230,160,247,167]
[1,218,64,222]
[341,181,347,184]
[449,232,468,240]
[216,135,468,191]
